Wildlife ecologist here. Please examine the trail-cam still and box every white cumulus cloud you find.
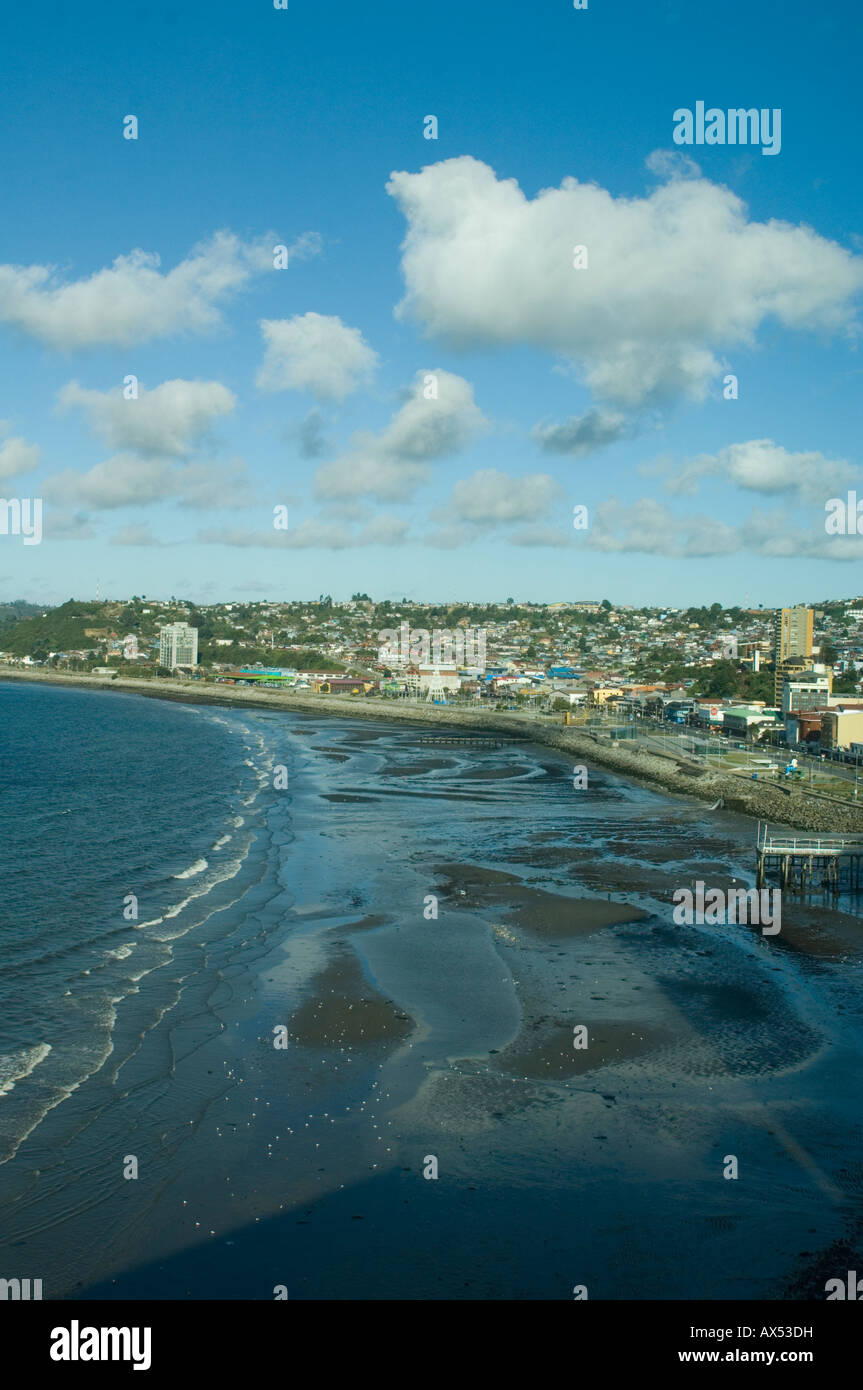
[0,434,40,481]
[664,439,861,503]
[0,231,321,349]
[387,156,863,406]
[314,369,488,501]
[443,468,563,524]
[58,379,236,456]
[257,313,379,401]
[44,455,254,511]
[588,498,741,557]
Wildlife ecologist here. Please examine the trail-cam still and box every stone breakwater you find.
[5,667,863,835]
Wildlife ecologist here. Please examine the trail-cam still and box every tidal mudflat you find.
[1,684,862,1299]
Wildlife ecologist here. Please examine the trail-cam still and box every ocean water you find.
[1,680,863,1300]
[0,681,273,1165]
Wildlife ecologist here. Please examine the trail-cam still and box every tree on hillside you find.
[833,666,860,695]
[742,670,774,705]
[819,637,838,667]
[697,659,742,698]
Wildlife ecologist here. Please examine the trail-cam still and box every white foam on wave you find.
[106,944,135,961]
[0,1042,52,1098]
[173,857,208,880]
[0,1006,117,1164]
[133,832,254,938]
[151,848,250,942]
[212,834,232,851]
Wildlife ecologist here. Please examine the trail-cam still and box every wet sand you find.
[495,1020,676,1078]
[381,758,455,777]
[434,861,650,937]
[4,700,863,1301]
[289,948,414,1048]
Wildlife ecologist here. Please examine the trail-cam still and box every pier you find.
[418,735,507,748]
[756,822,863,893]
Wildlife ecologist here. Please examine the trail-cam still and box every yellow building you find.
[821,707,863,751]
[772,608,814,706]
[588,684,624,706]
[773,607,813,663]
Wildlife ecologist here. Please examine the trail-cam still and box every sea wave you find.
[134,835,254,940]
[105,944,136,961]
[173,858,208,880]
[0,1042,53,1098]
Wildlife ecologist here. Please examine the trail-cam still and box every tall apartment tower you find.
[773,606,813,705]
[159,622,198,669]
[773,607,813,663]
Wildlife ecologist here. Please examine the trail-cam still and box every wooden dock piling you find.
[756,823,863,896]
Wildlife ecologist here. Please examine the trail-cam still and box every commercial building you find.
[782,673,831,717]
[722,706,780,738]
[159,622,198,669]
[317,677,374,694]
[693,702,725,727]
[588,684,624,706]
[786,711,824,747]
[820,706,863,750]
[416,665,461,692]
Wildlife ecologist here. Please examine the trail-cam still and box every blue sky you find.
[1,0,862,606]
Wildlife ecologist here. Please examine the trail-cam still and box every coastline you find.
[3,665,862,834]
[3,668,863,1301]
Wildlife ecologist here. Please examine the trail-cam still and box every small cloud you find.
[110,524,169,547]
[441,468,562,525]
[0,231,316,349]
[664,438,860,503]
[43,507,98,541]
[43,455,255,511]
[58,378,236,457]
[0,434,40,481]
[314,369,488,502]
[257,313,378,401]
[198,515,409,550]
[531,408,633,457]
[290,409,332,460]
[645,148,702,181]
[588,497,740,557]
[422,524,474,550]
[508,526,574,547]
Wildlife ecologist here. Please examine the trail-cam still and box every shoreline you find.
[3,666,862,1300]
[4,665,863,834]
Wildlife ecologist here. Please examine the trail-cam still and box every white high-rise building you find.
[159,622,198,669]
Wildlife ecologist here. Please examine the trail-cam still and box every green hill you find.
[1,600,107,657]
[0,601,45,631]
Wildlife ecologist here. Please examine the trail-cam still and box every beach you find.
[1,679,862,1300]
